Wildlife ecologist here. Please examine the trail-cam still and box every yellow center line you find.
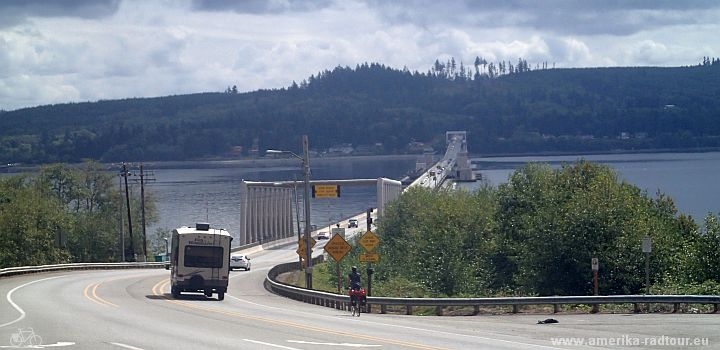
[83,282,117,308]
[83,272,159,308]
[151,278,448,350]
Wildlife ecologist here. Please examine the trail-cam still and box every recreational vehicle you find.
[170,223,233,300]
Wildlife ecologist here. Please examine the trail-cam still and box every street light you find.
[267,135,313,289]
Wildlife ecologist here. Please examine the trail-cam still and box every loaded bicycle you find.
[349,287,367,317]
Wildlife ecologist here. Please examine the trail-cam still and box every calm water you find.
[463,152,720,222]
[145,152,719,243]
[147,157,418,244]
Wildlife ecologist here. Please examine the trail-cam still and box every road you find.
[2,242,719,349]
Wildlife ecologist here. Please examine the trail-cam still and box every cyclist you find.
[348,266,361,291]
[347,266,366,313]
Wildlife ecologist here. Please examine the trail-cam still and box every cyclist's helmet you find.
[351,266,357,272]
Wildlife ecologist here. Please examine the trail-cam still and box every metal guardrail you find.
[0,262,164,278]
[5,261,719,315]
[265,263,720,315]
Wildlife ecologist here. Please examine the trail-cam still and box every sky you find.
[1,0,719,111]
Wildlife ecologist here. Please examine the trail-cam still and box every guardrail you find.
[6,261,719,315]
[0,262,164,278]
[265,263,720,315]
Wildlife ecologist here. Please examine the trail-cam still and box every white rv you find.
[170,223,233,300]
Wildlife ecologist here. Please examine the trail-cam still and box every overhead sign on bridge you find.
[312,185,340,198]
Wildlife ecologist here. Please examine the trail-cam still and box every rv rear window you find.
[184,245,224,268]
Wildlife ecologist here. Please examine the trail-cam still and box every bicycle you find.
[349,288,366,317]
[10,328,42,347]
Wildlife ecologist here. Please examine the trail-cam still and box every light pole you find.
[267,135,313,289]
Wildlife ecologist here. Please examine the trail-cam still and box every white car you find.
[317,231,330,240]
[229,254,251,271]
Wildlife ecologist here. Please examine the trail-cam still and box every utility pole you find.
[121,163,134,261]
[118,173,125,262]
[293,180,302,267]
[302,135,313,289]
[366,207,374,297]
[134,163,155,261]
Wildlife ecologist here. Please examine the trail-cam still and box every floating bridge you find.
[237,131,474,246]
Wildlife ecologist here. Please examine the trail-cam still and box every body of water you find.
[147,156,418,243]
[462,152,720,222]
[145,152,719,244]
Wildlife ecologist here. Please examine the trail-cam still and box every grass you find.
[274,262,720,316]
[277,261,343,294]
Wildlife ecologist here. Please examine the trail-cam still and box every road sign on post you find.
[359,253,380,262]
[359,228,380,299]
[359,231,379,252]
[297,234,316,259]
[296,245,306,258]
[331,227,345,239]
[323,234,351,293]
[642,235,652,297]
[323,234,351,262]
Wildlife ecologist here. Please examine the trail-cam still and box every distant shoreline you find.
[5,147,720,173]
[472,147,720,158]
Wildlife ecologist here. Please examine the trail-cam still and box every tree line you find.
[0,162,158,268]
[1,59,720,165]
[327,161,720,298]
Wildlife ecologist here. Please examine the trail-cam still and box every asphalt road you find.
[1,242,719,349]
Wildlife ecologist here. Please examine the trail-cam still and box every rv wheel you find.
[218,292,225,301]
[171,285,180,298]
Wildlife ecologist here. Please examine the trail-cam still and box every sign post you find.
[642,235,652,294]
[591,257,599,313]
[323,234,352,293]
[642,235,652,311]
[359,227,380,298]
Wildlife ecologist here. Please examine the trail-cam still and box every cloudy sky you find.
[1,0,718,111]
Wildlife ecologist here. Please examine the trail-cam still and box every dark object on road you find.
[537,318,559,324]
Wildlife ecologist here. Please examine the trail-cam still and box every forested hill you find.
[2,61,720,164]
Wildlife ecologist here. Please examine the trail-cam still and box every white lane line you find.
[0,275,67,329]
[288,340,381,347]
[0,343,75,348]
[227,294,565,350]
[242,339,302,349]
[108,342,146,350]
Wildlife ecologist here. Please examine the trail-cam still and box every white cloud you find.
[0,0,719,111]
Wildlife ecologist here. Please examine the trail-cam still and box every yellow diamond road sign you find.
[359,231,380,252]
[299,234,316,249]
[323,234,352,262]
[296,245,306,258]
[297,234,316,258]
